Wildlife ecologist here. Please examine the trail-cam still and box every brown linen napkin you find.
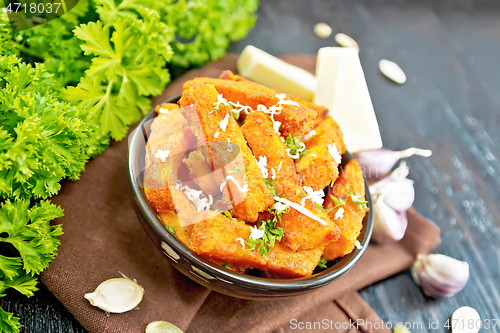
[41,54,441,333]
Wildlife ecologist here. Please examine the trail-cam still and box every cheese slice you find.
[314,47,383,153]
[237,45,317,102]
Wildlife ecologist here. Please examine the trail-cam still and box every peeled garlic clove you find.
[371,195,408,244]
[146,321,184,333]
[394,324,412,333]
[85,277,144,313]
[335,33,360,53]
[314,22,332,38]
[379,59,407,84]
[451,306,481,333]
[356,148,432,179]
[411,254,469,298]
[382,178,415,212]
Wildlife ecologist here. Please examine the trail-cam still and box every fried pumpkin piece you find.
[189,214,323,278]
[144,108,196,213]
[155,103,181,114]
[179,83,273,222]
[159,210,194,247]
[182,74,317,137]
[184,146,220,196]
[220,70,329,121]
[296,116,346,191]
[241,111,340,251]
[323,159,368,260]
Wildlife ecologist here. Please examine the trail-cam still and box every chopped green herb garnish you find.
[330,196,347,209]
[245,211,284,257]
[314,202,323,210]
[349,192,368,210]
[232,111,240,120]
[221,263,230,268]
[229,166,244,174]
[255,89,264,93]
[285,134,305,159]
[317,257,328,270]
[265,179,278,197]
[166,224,177,236]
[224,211,234,219]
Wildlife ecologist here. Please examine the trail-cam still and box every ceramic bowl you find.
[127,95,374,300]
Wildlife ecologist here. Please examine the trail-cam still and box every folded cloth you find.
[41,54,441,333]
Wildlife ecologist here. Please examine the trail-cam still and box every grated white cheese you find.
[272,201,288,211]
[235,238,245,250]
[214,132,220,138]
[214,94,228,111]
[271,167,276,180]
[220,176,250,195]
[220,113,230,132]
[303,130,316,141]
[311,153,316,158]
[277,161,283,172]
[274,197,328,226]
[249,225,265,240]
[155,149,171,162]
[158,108,169,114]
[255,94,300,121]
[300,186,325,206]
[334,207,344,220]
[228,101,253,115]
[256,156,269,179]
[354,240,363,250]
[174,181,213,212]
[273,121,282,135]
[328,144,342,164]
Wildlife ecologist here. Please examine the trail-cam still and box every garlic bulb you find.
[146,321,184,333]
[411,254,470,298]
[370,162,415,211]
[355,147,432,179]
[371,194,408,244]
[85,277,144,313]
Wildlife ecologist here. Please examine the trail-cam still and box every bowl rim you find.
[127,95,374,291]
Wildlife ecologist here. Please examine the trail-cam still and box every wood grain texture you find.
[5,0,500,331]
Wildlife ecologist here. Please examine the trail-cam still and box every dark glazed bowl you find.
[127,95,374,300]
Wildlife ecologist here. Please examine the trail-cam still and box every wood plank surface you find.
[5,0,500,331]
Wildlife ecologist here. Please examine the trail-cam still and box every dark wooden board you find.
[6,0,500,331]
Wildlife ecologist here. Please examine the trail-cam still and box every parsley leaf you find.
[0,55,99,200]
[0,307,22,333]
[316,257,328,270]
[349,192,368,210]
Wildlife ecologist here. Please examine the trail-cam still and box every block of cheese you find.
[314,47,383,153]
[237,45,317,102]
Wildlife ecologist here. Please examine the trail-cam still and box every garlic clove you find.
[146,321,184,333]
[393,324,412,333]
[314,22,332,39]
[85,277,144,313]
[371,194,408,244]
[411,254,470,298]
[356,148,432,179]
[381,178,415,212]
[379,59,407,84]
[451,306,481,333]
[335,33,360,53]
